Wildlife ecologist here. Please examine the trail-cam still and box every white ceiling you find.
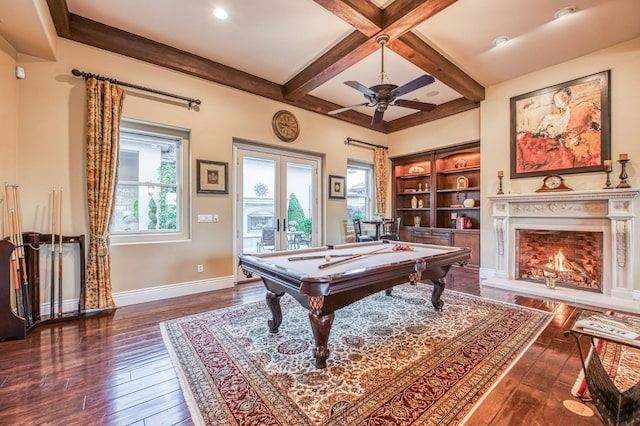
[3,0,640,123]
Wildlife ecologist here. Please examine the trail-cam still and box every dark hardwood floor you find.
[0,267,606,425]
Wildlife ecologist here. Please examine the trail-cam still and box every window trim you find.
[346,160,375,221]
[110,118,191,245]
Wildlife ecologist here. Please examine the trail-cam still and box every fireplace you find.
[483,189,640,314]
[516,229,603,292]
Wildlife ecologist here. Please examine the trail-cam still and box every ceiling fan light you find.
[554,6,576,19]
[491,36,510,47]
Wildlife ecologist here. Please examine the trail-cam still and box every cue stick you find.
[13,185,32,325]
[57,188,63,317]
[50,187,56,320]
[318,247,388,270]
[5,185,23,317]
[288,252,391,261]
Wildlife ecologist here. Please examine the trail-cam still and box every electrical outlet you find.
[213,214,219,222]
[197,264,203,273]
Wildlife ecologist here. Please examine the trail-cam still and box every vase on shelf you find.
[411,195,418,209]
[413,216,421,227]
[418,199,424,208]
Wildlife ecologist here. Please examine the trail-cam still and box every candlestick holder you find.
[603,170,613,189]
[616,159,630,188]
[497,176,504,195]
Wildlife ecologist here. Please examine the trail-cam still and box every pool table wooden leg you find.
[266,290,284,332]
[308,311,335,369]
[431,278,445,311]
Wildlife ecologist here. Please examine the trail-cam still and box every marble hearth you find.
[483,189,640,314]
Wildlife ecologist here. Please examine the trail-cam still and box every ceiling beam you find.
[45,0,70,37]
[382,0,457,38]
[46,0,479,133]
[385,97,479,133]
[311,0,382,36]
[68,15,284,99]
[61,13,396,131]
[282,31,376,101]
[389,32,484,102]
[284,0,459,101]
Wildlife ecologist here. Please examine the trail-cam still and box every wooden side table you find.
[564,310,640,426]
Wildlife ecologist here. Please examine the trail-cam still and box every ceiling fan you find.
[328,34,437,125]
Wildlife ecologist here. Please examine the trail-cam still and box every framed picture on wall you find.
[197,160,228,194]
[329,175,345,199]
[510,70,611,178]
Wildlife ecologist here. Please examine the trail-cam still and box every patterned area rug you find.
[161,283,553,425]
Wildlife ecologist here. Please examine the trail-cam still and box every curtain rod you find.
[71,69,201,108]
[344,137,388,150]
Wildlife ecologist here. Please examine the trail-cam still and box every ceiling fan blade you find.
[344,81,377,97]
[328,102,371,115]
[393,99,437,111]
[390,75,435,98]
[371,108,385,125]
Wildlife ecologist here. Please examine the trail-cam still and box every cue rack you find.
[0,233,86,342]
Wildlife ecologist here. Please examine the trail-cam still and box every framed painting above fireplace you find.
[510,70,610,178]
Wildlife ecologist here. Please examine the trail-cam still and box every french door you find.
[234,142,320,281]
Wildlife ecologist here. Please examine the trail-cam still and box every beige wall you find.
[387,109,480,158]
[9,33,640,298]
[0,36,18,239]
[479,37,640,283]
[14,39,386,294]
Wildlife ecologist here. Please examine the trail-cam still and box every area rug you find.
[160,283,553,425]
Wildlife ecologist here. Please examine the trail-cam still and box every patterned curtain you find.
[374,147,388,217]
[82,78,125,311]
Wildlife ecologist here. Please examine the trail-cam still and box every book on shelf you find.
[575,311,640,342]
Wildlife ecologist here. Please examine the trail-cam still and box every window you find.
[111,119,190,243]
[346,161,374,222]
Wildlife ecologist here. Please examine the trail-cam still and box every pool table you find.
[238,240,471,368]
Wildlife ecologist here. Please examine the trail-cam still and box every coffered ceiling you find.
[3,0,640,133]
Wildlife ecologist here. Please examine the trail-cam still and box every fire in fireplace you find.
[515,229,603,292]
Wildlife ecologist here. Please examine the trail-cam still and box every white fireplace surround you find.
[483,189,640,314]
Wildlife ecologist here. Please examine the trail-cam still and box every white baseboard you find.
[112,276,234,307]
[38,299,80,318]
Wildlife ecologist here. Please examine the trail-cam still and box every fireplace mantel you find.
[483,188,640,313]
[488,188,639,203]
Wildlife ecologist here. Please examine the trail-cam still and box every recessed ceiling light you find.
[213,8,228,20]
[554,6,576,19]
[492,36,510,47]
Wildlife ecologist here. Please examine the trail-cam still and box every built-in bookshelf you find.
[392,141,480,267]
